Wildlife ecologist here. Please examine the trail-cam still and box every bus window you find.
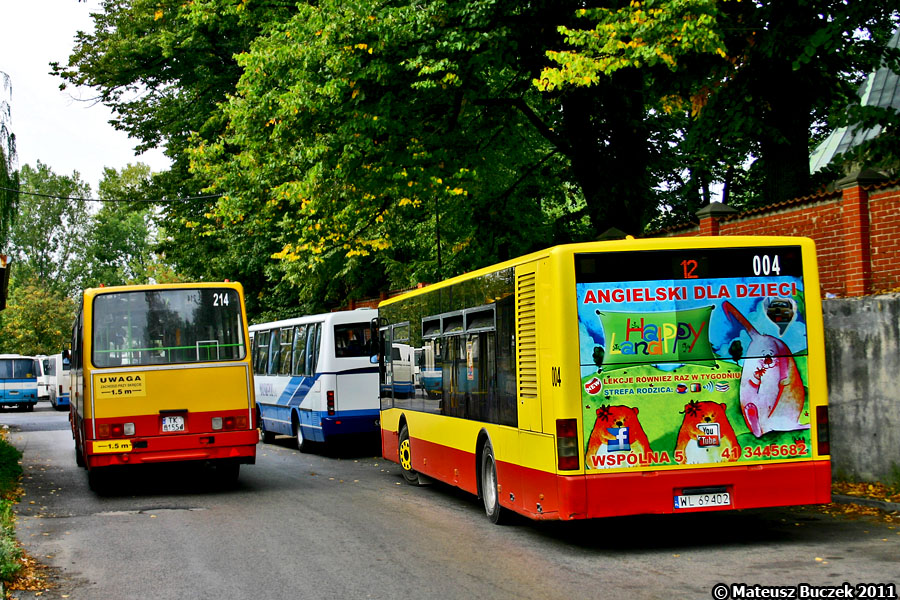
[278,328,294,375]
[254,330,270,375]
[334,323,371,358]
[291,324,309,375]
[267,328,280,375]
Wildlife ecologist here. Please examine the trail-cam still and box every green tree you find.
[0,278,74,355]
[9,163,90,295]
[78,163,173,287]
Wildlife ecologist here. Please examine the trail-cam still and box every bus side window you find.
[306,323,321,375]
[255,330,270,375]
[292,324,308,376]
[267,329,280,375]
[278,327,293,375]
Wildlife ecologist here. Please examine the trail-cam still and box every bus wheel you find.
[74,438,85,468]
[87,468,107,493]
[481,442,508,524]
[259,412,275,444]
[398,425,419,485]
[294,417,308,453]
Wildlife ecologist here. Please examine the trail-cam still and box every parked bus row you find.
[60,236,831,524]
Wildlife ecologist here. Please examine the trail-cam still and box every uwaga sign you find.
[94,374,147,398]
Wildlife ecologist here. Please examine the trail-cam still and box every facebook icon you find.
[606,427,631,452]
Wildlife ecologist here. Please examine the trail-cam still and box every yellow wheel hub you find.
[399,438,412,471]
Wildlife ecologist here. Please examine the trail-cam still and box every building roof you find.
[809,28,900,173]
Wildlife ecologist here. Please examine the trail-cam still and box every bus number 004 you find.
[752,255,781,276]
[551,367,562,387]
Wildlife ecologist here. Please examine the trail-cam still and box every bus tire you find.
[398,424,419,485]
[481,442,508,525]
[293,415,308,453]
[74,439,85,468]
[259,411,275,444]
[87,468,107,493]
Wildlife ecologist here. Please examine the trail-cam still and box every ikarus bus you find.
[69,282,257,490]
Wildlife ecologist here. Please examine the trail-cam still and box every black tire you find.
[87,468,106,493]
[481,442,508,524]
[74,435,85,468]
[294,416,308,453]
[398,424,419,485]
[215,462,241,487]
[259,411,275,444]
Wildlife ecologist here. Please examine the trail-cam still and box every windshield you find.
[0,358,37,380]
[92,288,246,367]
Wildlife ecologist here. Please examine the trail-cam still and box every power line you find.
[0,186,223,203]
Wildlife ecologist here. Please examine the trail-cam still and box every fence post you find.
[835,169,887,296]
[695,202,738,236]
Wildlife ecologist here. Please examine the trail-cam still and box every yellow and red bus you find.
[378,236,831,523]
[68,282,257,490]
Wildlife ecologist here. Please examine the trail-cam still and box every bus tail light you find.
[556,419,579,471]
[816,405,830,455]
[327,391,335,416]
[98,423,134,438]
[213,416,248,431]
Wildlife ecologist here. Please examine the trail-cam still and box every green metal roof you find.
[810,28,900,173]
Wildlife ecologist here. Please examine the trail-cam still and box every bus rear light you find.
[816,406,830,455]
[212,417,222,430]
[236,416,247,429]
[327,390,335,416]
[224,416,236,430]
[556,418,579,471]
[98,423,134,438]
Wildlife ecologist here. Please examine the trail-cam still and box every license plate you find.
[162,416,185,432]
[674,491,731,509]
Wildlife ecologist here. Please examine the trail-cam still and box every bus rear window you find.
[92,288,246,367]
[334,323,372,358]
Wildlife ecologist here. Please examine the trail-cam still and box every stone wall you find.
[824,294,900,482]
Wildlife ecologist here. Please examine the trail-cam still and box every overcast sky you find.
[1,0,170,193]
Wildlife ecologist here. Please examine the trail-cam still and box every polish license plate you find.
[162,416,185,432]
[674,491,731,510]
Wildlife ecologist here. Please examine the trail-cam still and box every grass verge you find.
[0,429,23,590]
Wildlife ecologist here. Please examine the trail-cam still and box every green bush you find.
[0,435,23,583]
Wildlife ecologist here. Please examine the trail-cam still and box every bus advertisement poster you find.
[576,275,812,471]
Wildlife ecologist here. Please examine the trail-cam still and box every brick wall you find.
[666,174,900,298]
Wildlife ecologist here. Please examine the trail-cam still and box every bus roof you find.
[377,235,816,308]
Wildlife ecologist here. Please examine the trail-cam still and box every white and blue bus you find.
[249,309,379,450]
[0,354,40,411]
[46,352,71,410]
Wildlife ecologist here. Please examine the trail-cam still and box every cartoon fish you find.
[722,301,809,438]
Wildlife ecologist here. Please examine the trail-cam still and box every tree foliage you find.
[56,0,900,315]
[9,163,91,295]
[0,278,75,355]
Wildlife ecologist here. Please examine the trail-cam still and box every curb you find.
[832,494,900,513]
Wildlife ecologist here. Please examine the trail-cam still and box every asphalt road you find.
[3,403,899,600]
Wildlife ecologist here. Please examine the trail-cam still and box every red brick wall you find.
[665,180,900,297]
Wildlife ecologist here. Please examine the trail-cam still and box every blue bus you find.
[0,354,40,411]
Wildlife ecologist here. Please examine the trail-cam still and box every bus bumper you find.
[556,460,832,520]
[87,429,258,468]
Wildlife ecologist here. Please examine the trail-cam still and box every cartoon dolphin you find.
[722,301,809,438]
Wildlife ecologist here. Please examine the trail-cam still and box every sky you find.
[1,0,171,193]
